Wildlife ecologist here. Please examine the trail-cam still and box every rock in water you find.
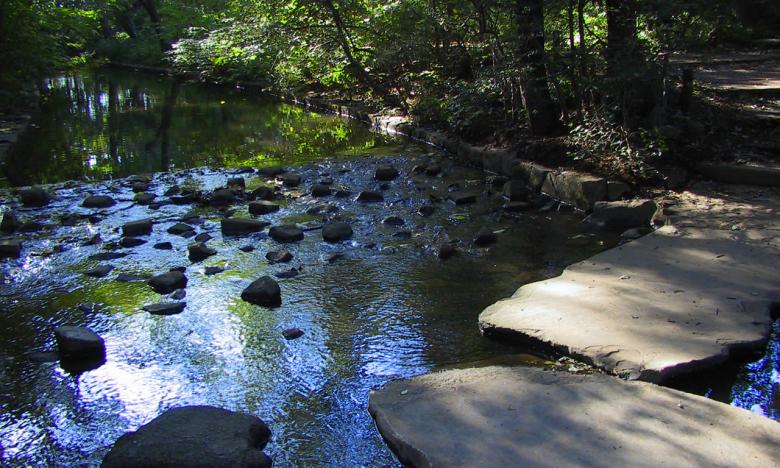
[84,265,114,278]
[375,164,400,181]
[119,237,146,248]
[474,228,497,246]
[322,222,353,243]
[269,225,304,243]
[148,271,188,294]
[211,188,234,206]
[221,219,270,236]
[438,244,457,260]
[82,195,116,208]
[266,250,293,264]
[19,187,51,207]
[248,201,280,215]
[279,173,301,187]
[282,328,304,340]
[356,190,384,203]
[134,193,155,205]
[241,276,282,307]
[1,211,20,232]
[311,184,332,197]
[188,243,217,262]
[122,219,153,237]
[0,239,22,258]
[142,302,187,316]
[54,326,105,360]
[251,186,275,201]
[101,406,272,468]
[167,223,195,236]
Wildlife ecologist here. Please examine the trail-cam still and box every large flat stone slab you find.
[479,226,780,382]
[369,366,780,468]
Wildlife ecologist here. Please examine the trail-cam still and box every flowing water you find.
[0,70,776,466]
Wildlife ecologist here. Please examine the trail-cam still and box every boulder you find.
[142,302,187,316]
[101,406,272,468]
[282,328,304,340]
[227,177,245,189]
[1,211,20,232]
[168,223,195,236]
[211,188,234,206]
[54,326,105,360]
[356,190,384,202]
[82,195,116,208]
[251,187,275,201]
[153,242,173,250]
[19,187,51,207]
[279,173,301,187]
[375,164,400,181]
[607,181,631,201]
[194,233,212,243]
[122,219,153,237]
[84,265,114,278]
[311,184,332,197]
[188,243,217,262]
[248,201,280,215]
[221,219,270,236]
[134,193,155,205]
[257,166,285,177]
[425,164,442,177]
[131,181,148,193]
[269,225,304,243]
[241,276,282,307]
[322,222,353,243]
[204,266,224,276]
[148,271,187,294]
[266,250,293,264]
[119,237,146,248]
[19,220,43,232]
[0,239,22,258]
[584,199,658,229]
[541,171,607,211]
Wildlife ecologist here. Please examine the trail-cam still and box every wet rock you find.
[279,173,301,187]
[171,194,195,205]
[85,265,114,278]
[131,182,148,193]
[307,204,339,216]
[211,188,234,207]
[241,276,282,307]
[119,237,146,248]
[102,406,272,468]
[0,239,22,258]
[82,195,116,208]
[54,326,105,361]
[449,193,478,205]
[318,177,333,185]
[474,228,497,246]
[233,167,255,174]
[607,181,631,201]
[115,273,147,282]
[334,188,352,198]
[19,187,51,207]
[325,253,344,263]
[382,215,405,226]
[393,230,412,239]
[29,351,59,363]
[227,177,245,189]
[251,186,275,201]
[239,245,255,252]
[19,221,42,232]
[269,225,304,243]
[356,190,384,202]
[375,164,400,181]
[60,214,81,227]
[171,289,186,300]
[148,271,188,294]
[83,234,102,246]
[502,181,530,201]
[258,166,285,177]
[438,243,458,260]
[181,211,202,223]
[194,232,212,243]
[153,242,173,250]
[584,199,658,229]
[134,192,155,205]
[89,252,127,261]
[274,268,300,279]
[379,182,391,191]
[122,219,153,237]
[541,171,607,211]
[221,218,270,236]
[249,201,280,215]
[282,328,304,340]
[204,266,224,276]
[189,243,217,262]
[322,222,353,243]
[1,211,20,232]
[425,164,442,177]
[417,205,435,217]
[142,302,187,315]
[266,250,293,264]
[164,185,181,196]
[168,223,195,236]
[311,184,332,197]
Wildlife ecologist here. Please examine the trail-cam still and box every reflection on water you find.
[2,69,396,186]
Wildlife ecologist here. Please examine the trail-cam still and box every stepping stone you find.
[148,271,187,294]
[54,326,105,360]
[142,302,187,315]
[241,276,281,307]
[84,265,114,278]
[356,190,383,202]
[82,195,116,208]
[102,406,272,468]
[119,237,146,248]
[369,366,780,467]
[122,219,153,237]
[249,201,280,215]
[375,164,399,181]
[266,250,293,264]
[0,239,22,258]
[269,225,304,243]
[188,243,217,262]
[221,219,270,236]
[322,222,353,243]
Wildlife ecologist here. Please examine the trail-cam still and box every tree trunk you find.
[514,0,561,136]
[138,0,169,52]
[605,0,639,78]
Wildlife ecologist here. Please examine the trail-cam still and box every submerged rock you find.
[148,271,188,294]
[122,219,153,237]
[322,222,353,243]
[438,244,457,260]
[269,225,304,243]
[204,266,224,276]
[274,268,300,279]
[194,232,212,243]
[84,265,114,278]
[417,205,435,217]
[142,302,187,316]
[221,218,270,236]
[19,187,51,207]
[241,276,282,307]
[249,201,280,215]
[356,190,383,203]
[102,406,272,468]
[188,243,217,262]
[474,228,497,246]
[375,164,400,181]
[0,239,22,258]
[266,250,293,264]
[54,326,105,360]
[82,195,116,208]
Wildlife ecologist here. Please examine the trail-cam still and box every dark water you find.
[0,71,776,467]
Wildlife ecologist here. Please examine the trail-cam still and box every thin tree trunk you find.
[577,0,587,106]
[138,0,169,52]
[567,0,580,115]
[515,0,561,136]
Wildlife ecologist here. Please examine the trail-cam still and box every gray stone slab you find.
[369,366,780,468]
[479,226,780,382]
